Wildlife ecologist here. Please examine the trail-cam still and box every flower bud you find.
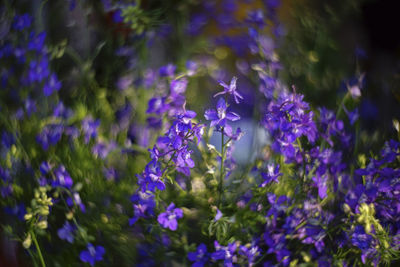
[40,207,49,216]
[343,204,351,214]
[23,234,32,249]
[365,224,372,234]
[37,220,48,229]
[24,213,32,221]
[66,211,74,220]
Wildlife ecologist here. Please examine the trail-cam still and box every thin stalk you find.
[218,127,225,208]
[30,231,46,267]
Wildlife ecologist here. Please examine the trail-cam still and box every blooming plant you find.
[0,1,400,267]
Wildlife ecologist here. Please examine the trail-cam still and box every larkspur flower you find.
[157,202,183,231]
[351,225,375,263]
[211,241,238,267]
[53,165,73,188]
[28,57,50,83]
[82,117,100,144]
[57,221,75,243]
[346,74,365,99]
[159,64,176,77]
[170,78,188,97]
[246,10,265,28]
[214,77,243,104]
[39,161,52,175]
[79,243,105,266]
[188,243,209,267]
[66,192,86,212]
[53,101,73,119]
[137,162,165,192]
[239,243,260,266]
[260,163,282,187]
[12,14,32,31]
[27,31,46,52]
[1,131,15,149]
[43,73,61,96]
[36,124,63,150]
[186,60,198,76]
[129,191,155,225]
[343,106,359,125]
[204,98,240,128]
[214,208,223,221]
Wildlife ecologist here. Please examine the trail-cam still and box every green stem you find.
[218,128,225,208]
[30,231,46,267]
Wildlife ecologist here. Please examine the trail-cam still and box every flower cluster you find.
[1,2,400,267]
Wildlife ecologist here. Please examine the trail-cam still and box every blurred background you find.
[14,0,398,134]
[1,0,400,265]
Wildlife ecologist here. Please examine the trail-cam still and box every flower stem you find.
[218,128,225,208]
[30,231,46,267]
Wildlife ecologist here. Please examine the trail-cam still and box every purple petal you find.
[168,219,178,231]
[216,98,226,110]
[226,112,240,121]
[204,110,218,121]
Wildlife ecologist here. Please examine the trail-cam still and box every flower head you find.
[79,243,105,266]
[157,202,183,231]
[58,221,75,243]
[260,163,282,187]
[204,98,240,128]
[188,243,209,267]
[214,76,243,104]
[12,14,32,31]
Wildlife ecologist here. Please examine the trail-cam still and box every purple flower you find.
[66,192,86,212]
[223,126,243,141]
[188,243,209,267]
[157,203,183,231]
[351,225,375,263]
[12,14,32,31]
[137,162,165,192]
[1,131,15,149]
[116,75,133,90]
[92,141,116,159]
[25,98,37,116]
[214,77,243,104]
[211,241,237,267]
[43,73,61,96]
[58,221,75,243]
[36,124,63,150]
[112,9,124,23]
[79,243,105,266]
[186,14,208,36]
[204,98,240,128]
[54,102,73,119]
[260,163,282,187]
[239,244,260,266]
[313,174,328,199]
[170,78,188,97]
[246,10,265,28]
[159,64,176,77]
[344,107,359,125]
[28,32,46,52]
[214,208,223,221]
[82,117,100,144]
[39,161,52,175]
[28,58,50,83]
[53,165,73,188]
[0,168,11,184]
[175,147,195,169]
[147,97,169,115]
[129,191,155,225]
[186,60,198,76]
